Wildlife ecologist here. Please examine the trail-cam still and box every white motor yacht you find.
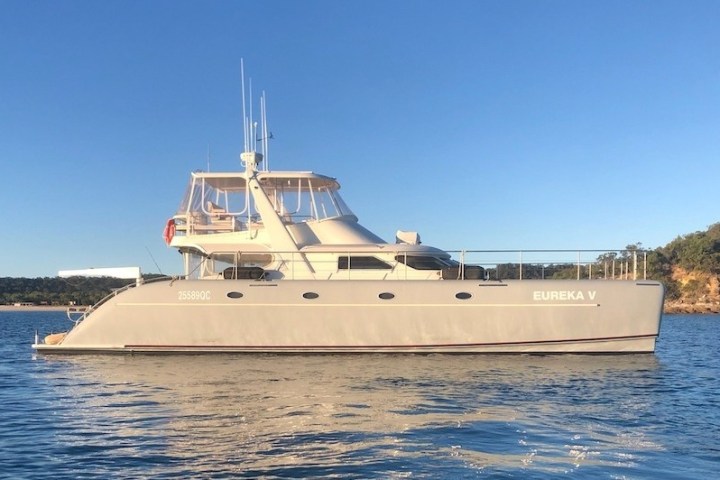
[33,89,664,354]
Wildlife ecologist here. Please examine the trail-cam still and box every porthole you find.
[227,291,244,299]
[378,292,395,300]
[303,292,319,300]
[455,292,472,300]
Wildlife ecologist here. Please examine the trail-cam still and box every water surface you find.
[1,312,718,478]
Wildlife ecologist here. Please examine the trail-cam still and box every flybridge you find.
[172,170,359,237]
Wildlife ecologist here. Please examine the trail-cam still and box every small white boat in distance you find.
[59,267,141,280]
[33,86,664,354]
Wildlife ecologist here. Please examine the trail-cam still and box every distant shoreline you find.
[0,305,76,312]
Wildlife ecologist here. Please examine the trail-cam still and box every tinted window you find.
[338,256,392,270]
[395,255,455,270]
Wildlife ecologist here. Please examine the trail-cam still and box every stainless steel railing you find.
[193,248,648,281]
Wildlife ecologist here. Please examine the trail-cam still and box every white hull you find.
[34,77,666,355]
[35,278,664,354]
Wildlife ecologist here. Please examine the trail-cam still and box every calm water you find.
[0,313,718,479]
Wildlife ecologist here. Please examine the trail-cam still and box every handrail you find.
[446,249,646,281]
[191,248,650,282]
[67,276,176,326]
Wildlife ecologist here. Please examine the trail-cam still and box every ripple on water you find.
[0,313,719,478]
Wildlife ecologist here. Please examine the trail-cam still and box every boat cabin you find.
[168,168,464,281]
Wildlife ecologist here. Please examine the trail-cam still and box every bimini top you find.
[187,171,340,192]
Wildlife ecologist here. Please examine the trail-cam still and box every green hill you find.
[648,223,720,312]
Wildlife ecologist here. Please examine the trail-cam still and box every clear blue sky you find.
[1,0,718,277]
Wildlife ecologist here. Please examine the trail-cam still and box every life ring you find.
[163,218,176,245]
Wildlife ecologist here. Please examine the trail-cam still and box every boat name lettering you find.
[532,290,597,301]
[178,290,211,301]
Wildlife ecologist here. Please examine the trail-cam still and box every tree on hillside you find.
[646,250,680,299]
[706,222,720,241]
[663,228,720,274]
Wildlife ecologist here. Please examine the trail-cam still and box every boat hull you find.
[34,279,664,354]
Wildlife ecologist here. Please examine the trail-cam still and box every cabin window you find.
[395,255,456,270]
[212,252,273,268]
[455,292,472,300]
[227,291,244,299]
[258,177,356,223]
[338,256,392,270]
[303,292,319,299]
[378,292,395,300]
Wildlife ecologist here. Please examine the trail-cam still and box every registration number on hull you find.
[178,290,211,301]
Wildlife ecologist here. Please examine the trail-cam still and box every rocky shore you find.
[664,301,720,314]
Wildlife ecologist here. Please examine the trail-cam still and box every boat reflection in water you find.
[34,353,663,476]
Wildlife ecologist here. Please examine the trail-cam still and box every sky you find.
[1,0,719,277]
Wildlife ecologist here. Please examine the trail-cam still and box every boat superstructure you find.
[166,152,456,283]
[33,80,664,354]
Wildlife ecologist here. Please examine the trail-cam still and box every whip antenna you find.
[145,246,163,275]
[241,59,248,152]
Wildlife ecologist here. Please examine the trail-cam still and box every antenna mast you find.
[260,91,270,171]
[249,78,256,152]
[206,144,211,171]
[241,59,249,153]
[239,60,269,172]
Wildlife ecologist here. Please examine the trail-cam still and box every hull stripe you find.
[124,333,657,350]
[117,302,600,308]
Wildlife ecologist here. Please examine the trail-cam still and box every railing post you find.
[576,251,581,280]
[633,250,638,281]
[519,251,523,280]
